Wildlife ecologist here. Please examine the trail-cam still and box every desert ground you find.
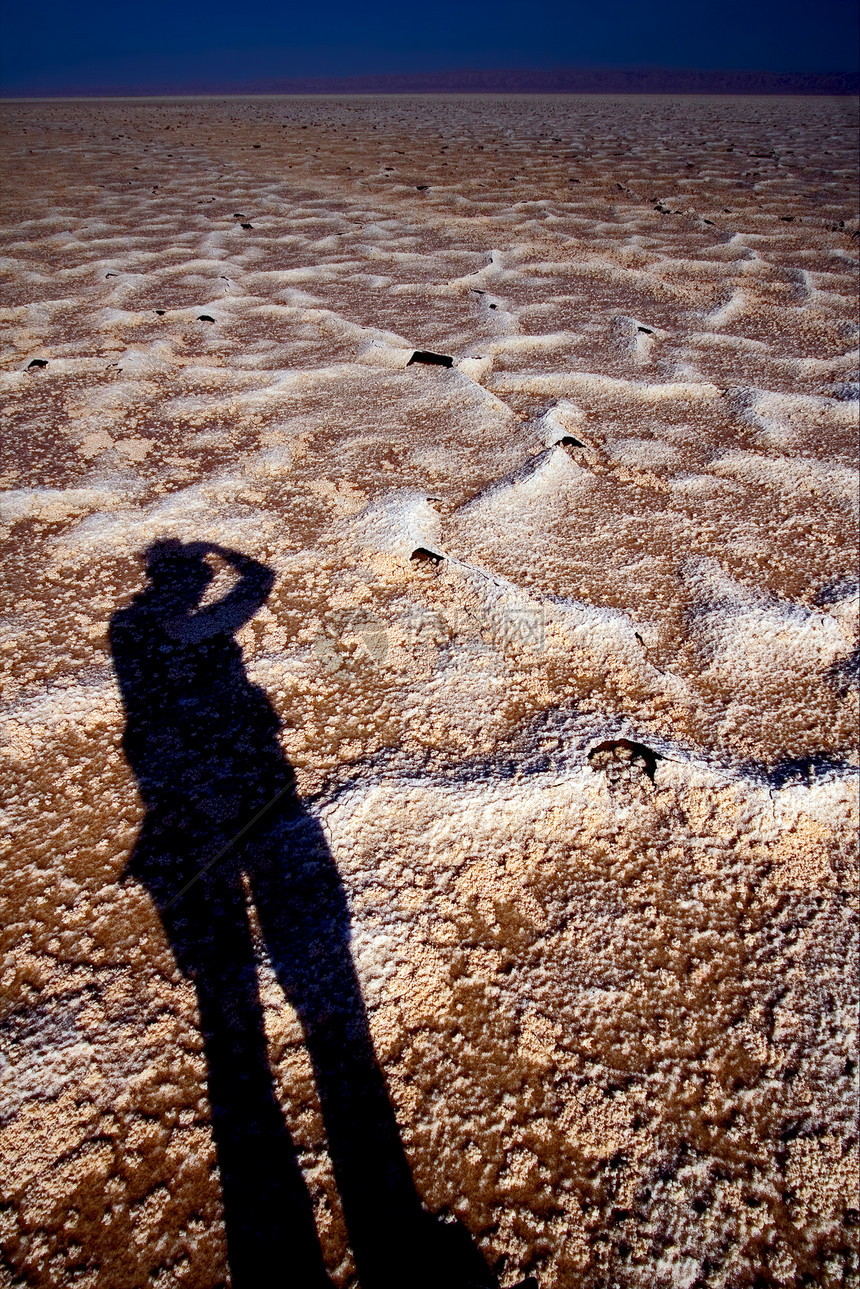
[0,93,858,1288]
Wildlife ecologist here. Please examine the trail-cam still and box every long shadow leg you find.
[166,863,332,1289]
[251,816,496,1289]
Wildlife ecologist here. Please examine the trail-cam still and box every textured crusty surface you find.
[0,94,858,1288]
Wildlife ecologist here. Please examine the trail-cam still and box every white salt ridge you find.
[535,401,594,451]
[683,558,853,679]
[739,387,859,450]
[479,332,580,357]
[343,490,444,561]
[53,478,283,555]
[356,338,414,369]
[2,668,118,746]
[711,450,858,504]
[611,315,664,367]
[668,472,743,495]
[704,287,750,329]
[493,369,722,403]
[456,445,588,522]
[0,482,141,526]
[320,752,857,904]
[438,556,654,673]
[339,470,649,662]
[0,1017,97,1126]
[456,354,494,382]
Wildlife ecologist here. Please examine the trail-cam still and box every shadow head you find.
[142,538,214,610]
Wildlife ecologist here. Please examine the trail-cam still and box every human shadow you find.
[110,539,498,1289]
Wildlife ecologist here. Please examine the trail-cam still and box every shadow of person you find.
[110,539,499,1289]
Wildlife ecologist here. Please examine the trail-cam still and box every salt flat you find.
[0,94,858,1288]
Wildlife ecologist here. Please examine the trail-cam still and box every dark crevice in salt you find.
[410,548,443,567]
[198,315,215,323]
[588,739,662,782]
[558,435,585,448]
[407,351,453,368]
[27,358,48,369]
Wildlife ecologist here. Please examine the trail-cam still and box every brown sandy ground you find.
[0,95,858,1287]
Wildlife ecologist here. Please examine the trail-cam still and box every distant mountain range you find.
[8,67,858,99]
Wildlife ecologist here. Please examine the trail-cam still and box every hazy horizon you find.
[3,66,858,101]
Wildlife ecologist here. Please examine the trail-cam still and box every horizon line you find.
[3,66,858,100]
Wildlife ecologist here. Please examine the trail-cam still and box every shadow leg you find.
[168,868,331,1289]
[251,819,496,1289]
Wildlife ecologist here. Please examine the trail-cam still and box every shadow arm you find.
[178,545,275,640]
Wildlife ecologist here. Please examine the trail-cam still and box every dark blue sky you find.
[1,0,857,94]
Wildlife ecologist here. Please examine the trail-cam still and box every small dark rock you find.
[407,350,454,368]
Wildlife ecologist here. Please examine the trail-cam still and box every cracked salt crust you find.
[0,93,857,1289]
